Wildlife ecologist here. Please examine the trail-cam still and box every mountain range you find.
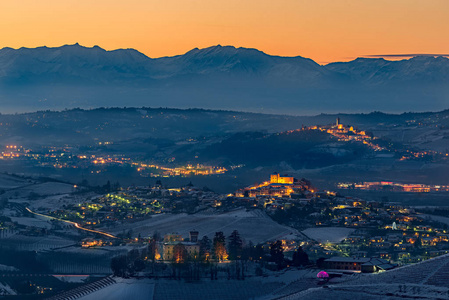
[0,44,448,114]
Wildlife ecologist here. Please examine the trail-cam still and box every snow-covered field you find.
[291,283,449,300]
[107,209,303,243]
[50,256,449,300]
[21,182,75,195]
[296,288,420,300]
[0,229,17,238]
[0,282,16,296]
[26,194,76,210]
[52,245,129,256]
[0,234,74,251]
[0,208,17,217]
[154,280,281,300]
[421,214,449,227]
[0,173,30,189]
[40,246,129,274]
[2,182,75,200]
[47,261,112,275]
[78,278,155,300]
[270,254,449,299]
[47,252,449,300]
[18,193,98,210]
[283,253,449,299]
[9,216,52,229]
[53,275,90,283]
[301,227,355,243]
[0,264,18,272]
[74,270,316,300]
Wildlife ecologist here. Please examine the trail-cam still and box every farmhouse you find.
[323,257,396,273]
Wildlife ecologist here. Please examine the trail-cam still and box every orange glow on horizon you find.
[1,0,448,64]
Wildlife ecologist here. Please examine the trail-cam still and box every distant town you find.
[338,181,449,193]
[0,144,228,177]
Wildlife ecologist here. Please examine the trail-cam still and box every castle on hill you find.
[236,172,312,198]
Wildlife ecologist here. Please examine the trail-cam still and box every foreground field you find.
[39,253,449,300]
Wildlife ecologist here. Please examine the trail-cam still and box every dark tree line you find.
[110,249,146,277]
[111,230,310,279]
[111,233,160,277]
[269,241,309,270]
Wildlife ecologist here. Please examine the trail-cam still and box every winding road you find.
[24,207,117,239]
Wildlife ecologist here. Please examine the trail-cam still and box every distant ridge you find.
[364,53,449,58]
[0,44,448,114]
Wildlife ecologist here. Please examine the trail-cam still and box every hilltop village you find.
[2,168,449,276]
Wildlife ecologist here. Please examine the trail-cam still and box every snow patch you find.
[301,227,355,243]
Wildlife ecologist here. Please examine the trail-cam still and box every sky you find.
[1,0,448,64]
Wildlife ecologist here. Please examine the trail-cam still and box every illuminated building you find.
[81,238,107,248]
[270,173,294,184]
[236,173,311,198]
[162,232,200,261]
